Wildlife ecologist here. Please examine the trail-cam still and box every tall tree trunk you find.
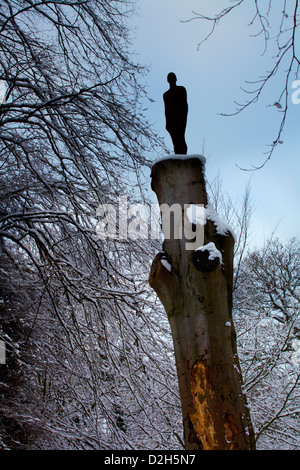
[149,156,256,450]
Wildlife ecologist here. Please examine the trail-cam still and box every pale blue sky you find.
[132,0,300,247]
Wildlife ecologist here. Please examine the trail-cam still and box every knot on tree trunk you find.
[192,245,220,273]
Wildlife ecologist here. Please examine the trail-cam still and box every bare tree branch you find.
[185,0,300,170]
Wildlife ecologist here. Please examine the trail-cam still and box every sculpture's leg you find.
[171,132,187,155]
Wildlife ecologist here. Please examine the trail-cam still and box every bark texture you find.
[149,156,256,450]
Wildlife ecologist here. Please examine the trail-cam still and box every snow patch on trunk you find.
[153,154,206,166]
[196,242,223,265]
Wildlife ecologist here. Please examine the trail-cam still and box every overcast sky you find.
[132,0,300,247]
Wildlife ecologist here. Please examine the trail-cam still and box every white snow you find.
[205,203,236,239]
[225,321,231,327]
[161,259,172,272]
[196,241,223,264]
[153,154,206,166]
[185,203,235,240]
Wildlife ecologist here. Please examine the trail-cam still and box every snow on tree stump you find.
[149,155,256,450]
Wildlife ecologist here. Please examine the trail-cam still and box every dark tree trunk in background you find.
[149,156,256,450]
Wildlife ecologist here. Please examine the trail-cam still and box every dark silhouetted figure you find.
[163,72,188,155]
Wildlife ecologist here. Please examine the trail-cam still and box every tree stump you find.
[149,156,256,450]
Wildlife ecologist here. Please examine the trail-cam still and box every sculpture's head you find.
[167,72,177,86]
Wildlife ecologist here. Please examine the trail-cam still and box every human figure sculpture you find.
[163,72,188,155]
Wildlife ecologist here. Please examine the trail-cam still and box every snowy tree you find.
[206,174,253,290]
[1,0,298,450]
[234,237,300,449]
[207,181,299,449]
[0,0,181,450]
